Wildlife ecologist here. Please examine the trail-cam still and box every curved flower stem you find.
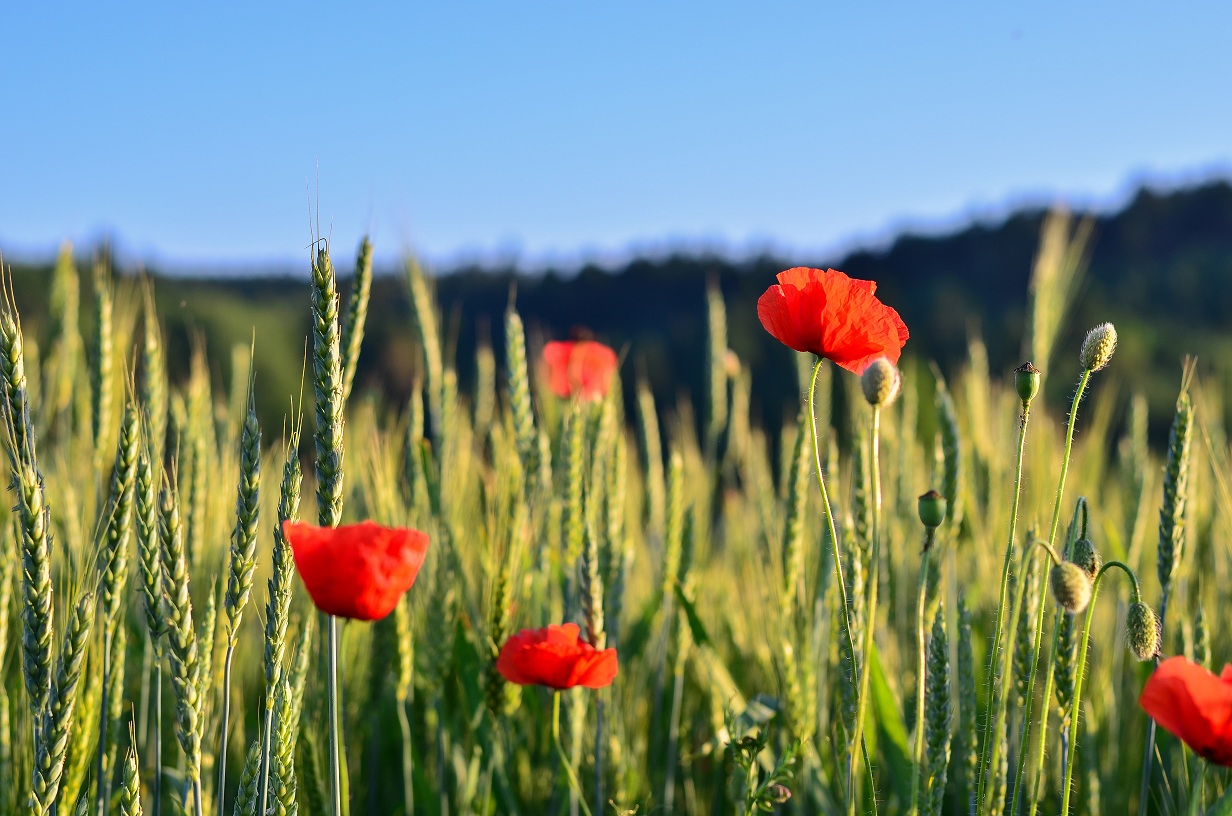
[849,403,884,816]
[1059,561,1140,816]
[1010,370,1091,816]
[552,692,593,816]
[977,399,1032,812]
[908,535,935,816]
[806,360,872,811]
[328,614,343,816]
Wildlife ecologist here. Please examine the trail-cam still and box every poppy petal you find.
[284,521,430,621]
[496,623,619,690]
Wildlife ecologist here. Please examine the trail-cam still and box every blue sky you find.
[2,3,1230,271]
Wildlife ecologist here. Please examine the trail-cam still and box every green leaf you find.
[869,640,913,807]
[674,581,746,710]
[1206,766,1232,815]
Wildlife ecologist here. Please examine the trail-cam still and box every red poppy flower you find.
[496,623,618,690]
[757,267,909,374]
[542,341,618,401]
[283,520,430,621]
[1139,656,1232,766]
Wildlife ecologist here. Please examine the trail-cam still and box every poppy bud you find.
[1079,323,1118,372]
[1050,562,1093,614]
[1126,601,1160,661]
[861,357,901,407]
[1070,538,1102,581]
[1014,362,1041,403]
[918,490,947,529]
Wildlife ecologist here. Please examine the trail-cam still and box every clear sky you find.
[2,2,1230,272]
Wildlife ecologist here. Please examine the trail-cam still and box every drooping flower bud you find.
[1079,323,1118,372]
[1014,362,1041,403]
[861,357,901,407]
[918,490,947,530]
[1126,601,1160,661]
[1070,538,1102,581]
[768,785,792,804]
[1050,562,1093,614]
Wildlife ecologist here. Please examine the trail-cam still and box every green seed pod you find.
[1079,322,1117,372]
[1126,602,1160,661]
[861,357,901,407]
[1050,562,1093,614]
[918,490,947,530]
[1070,538,1102,581]
[1014,362,1041,404]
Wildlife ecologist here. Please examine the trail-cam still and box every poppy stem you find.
[977,394,1034,813]
[806,360,871,810]
[1059,561,1138,816]
[908,543,933,816]
[848,403,885,816]
[552,692,593,816]
[1010,369,1091,816]
[328,614,343,816]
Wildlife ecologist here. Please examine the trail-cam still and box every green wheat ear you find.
[340,236,373,404]
[90,253,114,472]
[924,605,951,816]
[1157,380,1193,621]
[159,469,202,786]
[311,244,346,528]
[0,297,56,728]
[224,390,262,644]
[29,591,96,816]
[120,732,142,816]
[504,305,539,497]
[98,401,141,632]
[233,740,262,816]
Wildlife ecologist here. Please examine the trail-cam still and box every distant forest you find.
[6,180,1232,444]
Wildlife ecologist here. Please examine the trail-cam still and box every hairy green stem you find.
[909,538,934,816]
[1059,561,1139,816]
[848,405,883,816]
[978,401,1032,812]
[328,616,342,816]
[805,361,871,810]
[1011,370,1091,816]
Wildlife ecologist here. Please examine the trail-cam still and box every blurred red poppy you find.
[497,623,618,690]
[1140,655,1232,766]
[284,520,430,621]
[757,267,909,374]
[543,341,618,401]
